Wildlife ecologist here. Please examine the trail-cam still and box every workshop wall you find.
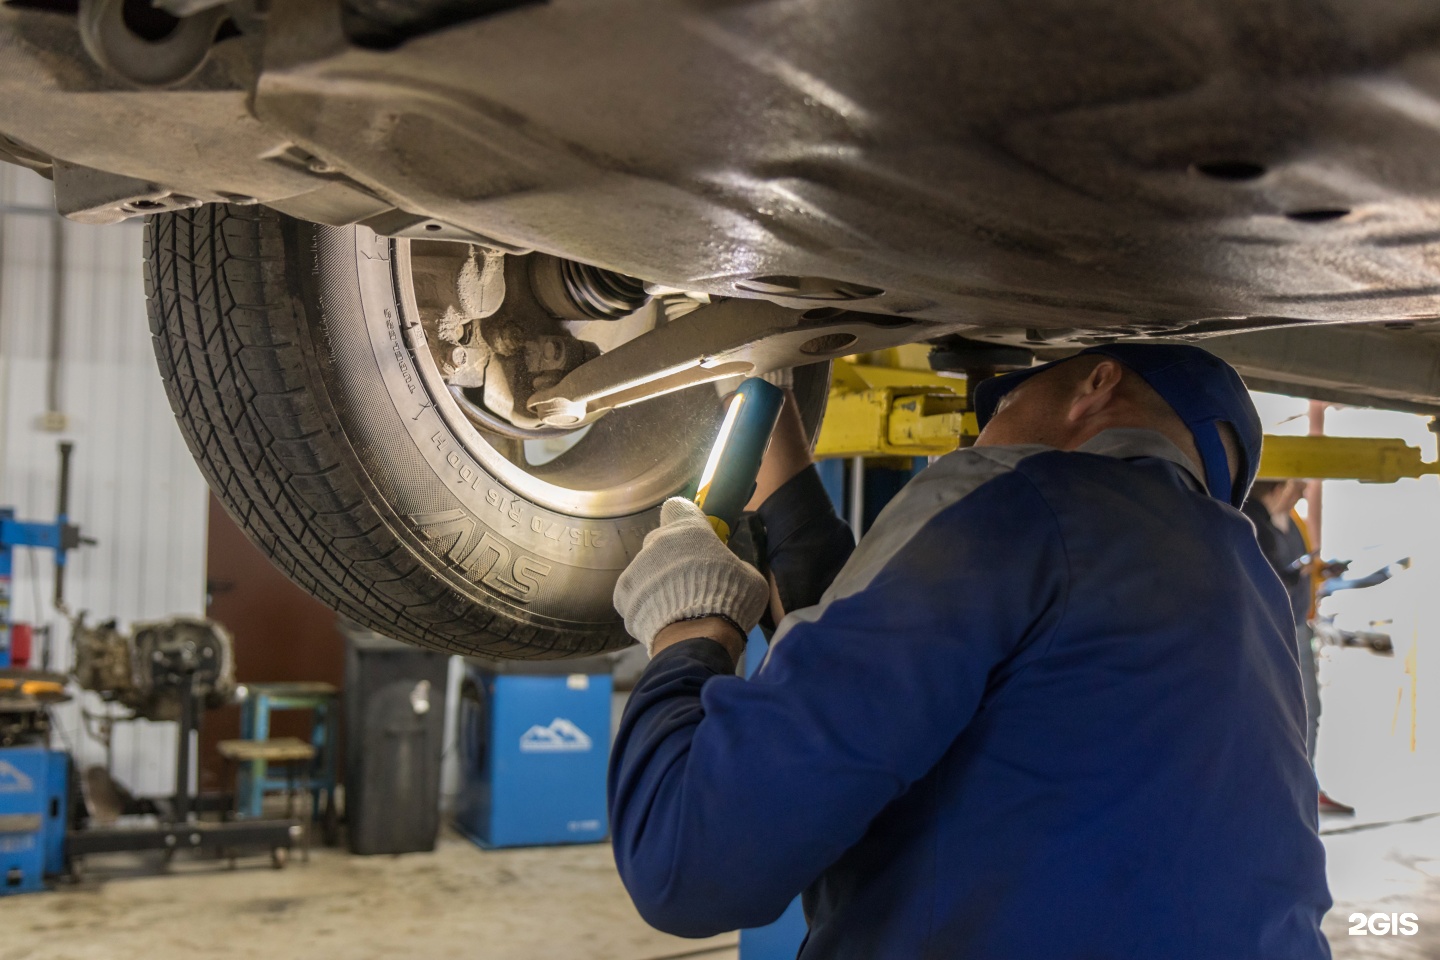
[0,167,210,795]
[199,494,347,793]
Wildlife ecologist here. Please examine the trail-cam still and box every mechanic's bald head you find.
[974,355,1240,484]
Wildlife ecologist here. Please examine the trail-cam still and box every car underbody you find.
[10,0,1440,657]
[6,0,1440,417]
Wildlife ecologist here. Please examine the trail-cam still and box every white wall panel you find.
[0,166,210,797]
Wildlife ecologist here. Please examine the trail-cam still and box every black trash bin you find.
[343,625,450,855]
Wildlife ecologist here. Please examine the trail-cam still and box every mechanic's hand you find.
[614,497,769,655]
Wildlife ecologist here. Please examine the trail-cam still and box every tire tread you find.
[146,205,617,658]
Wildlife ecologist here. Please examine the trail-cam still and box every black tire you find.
[146,204,826,659]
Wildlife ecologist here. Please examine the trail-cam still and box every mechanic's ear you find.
[1066,359,1124,423]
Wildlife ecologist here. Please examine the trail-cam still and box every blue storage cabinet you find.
[455,660,612,848]
[0,746,66,894]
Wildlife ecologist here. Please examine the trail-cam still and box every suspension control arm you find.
[525,299,947,426]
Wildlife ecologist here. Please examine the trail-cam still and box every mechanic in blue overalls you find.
[609,344,1332,959]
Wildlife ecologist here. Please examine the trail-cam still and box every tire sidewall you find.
[299,222,653,639]
[290,220,827,654]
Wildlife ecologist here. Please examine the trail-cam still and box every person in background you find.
[1243,479,1354,815]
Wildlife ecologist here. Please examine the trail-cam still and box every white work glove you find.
[614,497,769,655]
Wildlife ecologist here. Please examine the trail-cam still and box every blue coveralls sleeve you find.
[608,471,1069,937]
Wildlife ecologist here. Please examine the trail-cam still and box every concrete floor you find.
[1306,637,1440,959]
[1325,814,1440,958]
[1,812,1435,959]
[1,834,736,960]
[4,643,1435,959]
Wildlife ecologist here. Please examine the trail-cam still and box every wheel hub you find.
[395,240,728,518]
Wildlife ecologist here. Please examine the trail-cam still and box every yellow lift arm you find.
[814,359,977,459]
[814,358,1440,483]
[1257,436,1440,483]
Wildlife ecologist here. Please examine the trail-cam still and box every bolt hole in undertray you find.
[799,332,859,355]
[1190,161,1352,223]
[1286,208,1351,223]
[1193,160,1268,181]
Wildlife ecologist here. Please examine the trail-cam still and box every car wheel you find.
[145,204,827,658]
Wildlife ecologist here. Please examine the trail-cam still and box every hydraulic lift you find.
[812,345,1440,483]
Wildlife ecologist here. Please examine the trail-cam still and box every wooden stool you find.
[219,738,317,860]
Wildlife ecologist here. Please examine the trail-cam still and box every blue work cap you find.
[971,343,1262,508]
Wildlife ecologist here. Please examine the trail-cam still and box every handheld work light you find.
[693,378,786,543]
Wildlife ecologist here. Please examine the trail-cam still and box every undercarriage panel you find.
[7,0,1440,406]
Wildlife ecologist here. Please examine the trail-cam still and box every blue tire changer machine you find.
[0,442,84,893]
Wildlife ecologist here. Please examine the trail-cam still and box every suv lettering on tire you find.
[418,511,553,602]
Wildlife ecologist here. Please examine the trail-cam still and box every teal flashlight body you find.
[693,378,787,543]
